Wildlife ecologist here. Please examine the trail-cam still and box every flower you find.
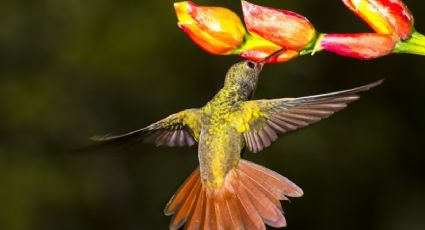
[340,0,425,57]
[342,0,414,40]
[242,0,316,51]
[235,34,299,63]
[174,0,424,62]
[318,33,397,60]
[174,1,299,63]
[174,1,246,55]
[239,49,299,63]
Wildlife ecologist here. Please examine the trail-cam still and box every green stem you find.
[231,33,282,55]
[393,31,425,56]
[408,31,425,46]
[300,33,325,56]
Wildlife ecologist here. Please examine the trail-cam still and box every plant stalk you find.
[394,31,425,56]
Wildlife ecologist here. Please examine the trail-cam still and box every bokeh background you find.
[1,0,424,229]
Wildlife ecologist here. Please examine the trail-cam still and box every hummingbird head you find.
[224,60,263,97]
[223,49,284,98]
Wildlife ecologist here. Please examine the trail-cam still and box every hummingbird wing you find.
[237,80,383,153]
[91,108,202,147]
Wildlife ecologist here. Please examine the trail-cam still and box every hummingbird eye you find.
[247,61,255,69]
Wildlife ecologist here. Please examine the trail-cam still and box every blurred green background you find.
[1,0,424,229]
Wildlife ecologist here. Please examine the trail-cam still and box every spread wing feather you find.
[91,108,202,148]
[241,80,383,153]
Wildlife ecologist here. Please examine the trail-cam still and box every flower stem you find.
[299,33,325,56]
[232,33,282,55]
[393,31,425,56]
[408,31,425,46]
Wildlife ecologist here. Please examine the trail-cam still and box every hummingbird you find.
[92,53,382,229]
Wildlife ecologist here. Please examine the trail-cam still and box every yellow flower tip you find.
[174,1,246,55]
[342,0,414,40]
[174,1,192,23]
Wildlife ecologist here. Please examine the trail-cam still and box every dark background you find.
[1,0,424,229]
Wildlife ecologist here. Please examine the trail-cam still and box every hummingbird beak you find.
[258,48,285,67]
[257,62,265,71]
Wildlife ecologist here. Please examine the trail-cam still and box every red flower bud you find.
[242,0,316,51]
[319,33,397,60]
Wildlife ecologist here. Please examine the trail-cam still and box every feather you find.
[241,80,382,153]
[239,172,286,227]
[165,160,302,229]
[170,179,202,229]
[165,169,200,216]
[240,160,303,197]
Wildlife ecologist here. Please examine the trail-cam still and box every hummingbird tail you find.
[164,159,303,229]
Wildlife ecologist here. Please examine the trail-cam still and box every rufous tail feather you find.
[164,159,303,230]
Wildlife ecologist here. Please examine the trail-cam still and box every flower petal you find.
[235,34,298,63]
[342,0,414,40]
[175,1,246,55]
[319,33,397,60]
[242,0,316,51]
[239,48,299,63]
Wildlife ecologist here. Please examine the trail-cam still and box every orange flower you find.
[174,1,298,63]
[242,0,316,51]
[319,33,397,60]
[174,1,246,55]
[342,0,414,40]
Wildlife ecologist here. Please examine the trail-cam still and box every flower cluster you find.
[318,0,421,59]
[174,0,425,63]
